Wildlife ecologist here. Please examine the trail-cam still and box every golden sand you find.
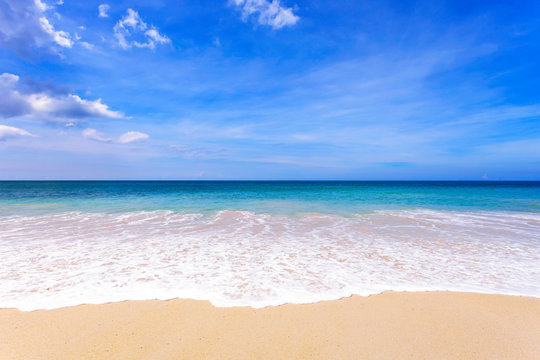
[1,291,539,359]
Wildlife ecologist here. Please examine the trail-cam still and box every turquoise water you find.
[1,181,539,215]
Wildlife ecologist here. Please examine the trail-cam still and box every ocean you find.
[0,181,539,310]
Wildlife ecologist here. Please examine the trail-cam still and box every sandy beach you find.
[1,291,538,359]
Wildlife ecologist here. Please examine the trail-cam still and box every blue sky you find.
[0,0,539,180]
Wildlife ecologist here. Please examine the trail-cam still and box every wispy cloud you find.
[445,105,540,126]
[113,9,171,50]
[82,128,111,142]
[230,0,299,29]
[118,131,149,143]
[0,124,35,140]
[83,129,149,144]
[140,35,538,174]
[80,41,95,51]
[169,144,218,159]
[0,73,123,123]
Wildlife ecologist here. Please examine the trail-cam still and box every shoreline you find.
[1,291,539,359]
[2,288,540,312]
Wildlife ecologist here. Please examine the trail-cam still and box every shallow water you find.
[0,181,539,310]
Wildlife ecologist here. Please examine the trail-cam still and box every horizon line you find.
[1,179,539,182]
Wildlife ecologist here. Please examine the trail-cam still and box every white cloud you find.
[38,16,73,48]
[118,131,149,143]
[231,0,299,29]
[118,8,143,29]
[113,9,171,50]
[34,0,49,12]
[98,4,110,18]
[144,29,170,44]
[80,41,95,50]
[28,93,121,119]
[82,128,111,142]
[0,72,123,123]
[0,124,35,140]
[0,0,74,55]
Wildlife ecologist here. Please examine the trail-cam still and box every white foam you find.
[0,210,539,311]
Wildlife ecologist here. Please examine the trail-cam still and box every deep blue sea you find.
[1,181,539,310]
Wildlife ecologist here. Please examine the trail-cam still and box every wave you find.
[0,210,539,310]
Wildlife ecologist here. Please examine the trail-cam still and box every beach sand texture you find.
[1,291,539,359]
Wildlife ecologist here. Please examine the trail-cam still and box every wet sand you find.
[1,291,539,359]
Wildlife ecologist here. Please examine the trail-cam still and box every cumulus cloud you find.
[82,128,111,142]
[0,73,123,123]
[98,4,110,18]
[0,0,73,56]
[230,0,299,29]
[0,124,35,140]
[113,9,171,50]
[118,131,149,143]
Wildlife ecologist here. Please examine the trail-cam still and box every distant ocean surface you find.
[1,181,539,310]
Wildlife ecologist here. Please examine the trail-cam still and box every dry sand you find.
[1,291,539,359]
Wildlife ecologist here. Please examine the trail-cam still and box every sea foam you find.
[0,209,539,310]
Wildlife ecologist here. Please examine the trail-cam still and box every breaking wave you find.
[0,209,539,310]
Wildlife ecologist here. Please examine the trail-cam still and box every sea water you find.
[0,181,539,310]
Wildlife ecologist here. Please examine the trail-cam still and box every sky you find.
[0,0,539,180]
